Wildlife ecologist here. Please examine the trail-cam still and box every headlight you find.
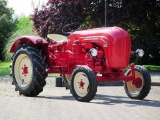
[136,49,144,57]
[89,48,98,57]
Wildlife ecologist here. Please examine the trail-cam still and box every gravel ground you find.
[0,76,160,120]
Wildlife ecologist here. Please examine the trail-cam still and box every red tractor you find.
[10,23,151,102]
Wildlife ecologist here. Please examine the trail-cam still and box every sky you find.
[7,0,48,16]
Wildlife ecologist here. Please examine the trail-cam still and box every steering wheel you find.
[62,22,81,35]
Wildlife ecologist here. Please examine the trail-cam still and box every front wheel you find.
[124,65,151,100]
[70,66,97,102]
[12,45,48,96]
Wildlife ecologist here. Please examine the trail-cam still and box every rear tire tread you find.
[12,45,48,96]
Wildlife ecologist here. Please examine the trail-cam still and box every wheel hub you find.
[22,64,28,76]
[78,79,85,89]
[132,77,142,88]
[74,72,89,97]
[14,54,33,87]
[126,71,144,95]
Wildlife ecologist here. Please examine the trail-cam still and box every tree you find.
[31,0,106,38]
[112,0,160,65]
[0,0,17,60]
[3,16,36,61]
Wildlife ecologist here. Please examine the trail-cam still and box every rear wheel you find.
[70,66,97,102]
[12,45,48,96]
[124,65,151,100]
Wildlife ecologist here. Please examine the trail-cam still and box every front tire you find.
[124,65,151,100]
[12,45,48,96]
[70,66,97,102]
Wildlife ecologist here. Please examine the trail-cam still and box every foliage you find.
[31,0,160,65]
[143,65,160,72]
[31,0,105,38]
[0,61,10,76]
[0,0,17,60]
[3,16,37,61]
[110,0,160,65]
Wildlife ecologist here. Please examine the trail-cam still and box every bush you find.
[0,0,17,60]
[3,16,36,61]
[30,0,105,38]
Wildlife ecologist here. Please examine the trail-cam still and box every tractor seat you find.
[47,34,68,45]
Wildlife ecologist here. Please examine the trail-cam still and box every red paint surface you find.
[78,79,85,89]
[22,65,28,76]
[10,27,137,82]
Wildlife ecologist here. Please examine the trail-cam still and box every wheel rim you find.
[126,71,143,95]
[14,54,33,88]
[74,72,89,97]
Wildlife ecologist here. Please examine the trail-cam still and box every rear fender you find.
[10,36,48,53]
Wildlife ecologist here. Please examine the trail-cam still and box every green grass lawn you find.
[0,61,159,77]
[143,65,160,72]
[0,61,59,77]
[0,62,11,76]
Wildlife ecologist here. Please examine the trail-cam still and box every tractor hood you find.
[75,27,129,40]
[68,27,131,68]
